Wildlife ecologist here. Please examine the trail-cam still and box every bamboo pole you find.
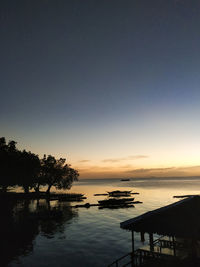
[172,236,176,256]
[131,230,135,267]
[132,230,135,252]
[140,232,145,242]
[149,233,154,251]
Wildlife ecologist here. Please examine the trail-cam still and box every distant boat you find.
[107,190,132,197]
[98,198,134,206]
[121,178,130,181]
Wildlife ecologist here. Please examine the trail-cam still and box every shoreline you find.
[0,191,85,201]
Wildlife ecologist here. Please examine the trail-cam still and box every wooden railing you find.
[107,251,148,267]
[107,246,175,267]
[107,236,179,267]
[107,252,132,267]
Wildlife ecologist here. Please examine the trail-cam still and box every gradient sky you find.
[1,0,200,178]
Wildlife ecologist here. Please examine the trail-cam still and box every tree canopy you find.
[0,137,79,193]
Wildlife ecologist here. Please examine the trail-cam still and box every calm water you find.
[3,177,200,267]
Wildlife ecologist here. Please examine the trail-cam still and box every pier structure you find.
[108,196,200,267]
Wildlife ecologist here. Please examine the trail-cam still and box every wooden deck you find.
[108,236,189,267]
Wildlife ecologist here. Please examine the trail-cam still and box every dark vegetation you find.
[0,137,79,194]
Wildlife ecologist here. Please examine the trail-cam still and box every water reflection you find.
[3,178,200,267]
[37,200,78,238]
[0,199,78,266]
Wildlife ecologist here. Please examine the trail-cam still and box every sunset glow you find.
[1,1,200,179]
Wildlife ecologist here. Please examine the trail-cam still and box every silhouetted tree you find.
[0,138,19,192]
[42,155,79,194]
[17,150,40,193]
[32,154,47,193]
[0,137,79,194]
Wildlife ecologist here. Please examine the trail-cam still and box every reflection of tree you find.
[36,200,78,238]
[0,199,78,266]
[0,199,39,266]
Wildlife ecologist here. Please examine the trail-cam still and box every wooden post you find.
[172,236,176,256]
[132,230,135,252]
[149,233,154,251]
[140,232,145,242]
[131,230,135,267]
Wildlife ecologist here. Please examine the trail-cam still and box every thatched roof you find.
[120,196,200,239]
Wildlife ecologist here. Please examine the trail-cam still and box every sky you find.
[1,0,200,178]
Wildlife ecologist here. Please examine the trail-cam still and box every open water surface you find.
[3,177,200,267]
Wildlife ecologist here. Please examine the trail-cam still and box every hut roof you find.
[120,196,200,239]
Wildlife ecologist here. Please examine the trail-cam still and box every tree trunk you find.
[46,184,52,194]
[23,185,29,194]
[34,184,40,194]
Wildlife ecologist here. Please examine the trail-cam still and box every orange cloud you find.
[77,165,200,179]
[102,155,148,163]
